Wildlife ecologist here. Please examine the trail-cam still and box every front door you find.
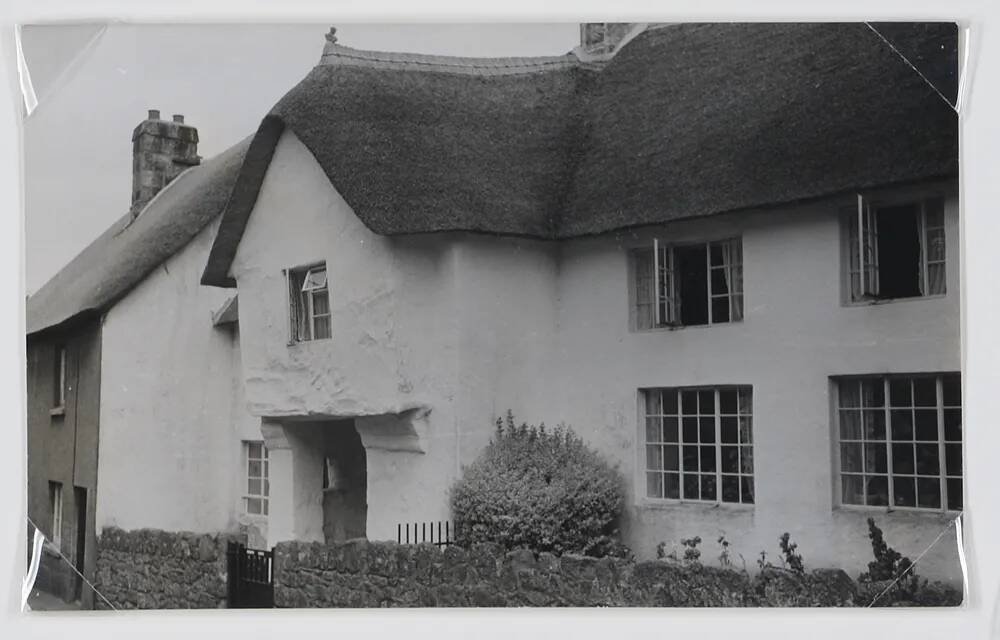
[321,423,367,543]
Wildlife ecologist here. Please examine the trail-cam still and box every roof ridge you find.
[320,42,581,75]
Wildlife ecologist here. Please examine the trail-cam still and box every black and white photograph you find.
[20,21,964,611]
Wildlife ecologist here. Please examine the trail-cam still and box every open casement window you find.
[637,237,743,329]
[848,195,946,302]
[287,264,331,342]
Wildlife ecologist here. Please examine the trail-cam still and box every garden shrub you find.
[450,412,627,557]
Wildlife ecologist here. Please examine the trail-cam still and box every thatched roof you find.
[201,22,957,287]
[26,137,251,336]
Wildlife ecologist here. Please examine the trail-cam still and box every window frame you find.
[242,441,270,517]
[49,481,63,548]
[844,194,947,305]
[639,385,755,508]
[833,373,962,514]
[285,262,331,344]
[631,236,744,331]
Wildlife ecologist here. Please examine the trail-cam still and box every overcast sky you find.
[22,23,580,293]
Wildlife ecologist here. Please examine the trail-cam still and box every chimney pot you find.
[172,114,184,123]
[148,109,160,120]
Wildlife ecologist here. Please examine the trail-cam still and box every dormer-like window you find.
[287,264,331,343]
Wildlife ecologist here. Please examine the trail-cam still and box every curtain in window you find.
[721,239,744,321]
[634,250,655,330]
[922,198,946,296]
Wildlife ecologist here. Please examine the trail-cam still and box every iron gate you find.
[226,542,274,608]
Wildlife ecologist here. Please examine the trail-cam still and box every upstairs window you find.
[848,195,945,302]
[836,373,962,512]
[48,481,63,548]
[53,346,66,410]
[287,264,331,342]
[243,441,269,516]
[633,238,743,329]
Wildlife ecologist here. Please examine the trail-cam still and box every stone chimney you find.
[130,109,200,215]
[579,23,640,56]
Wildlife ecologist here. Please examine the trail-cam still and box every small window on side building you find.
[53,346,66,409]
[286,263,331,343]
[243,441,270,516]
[49,481,63,549]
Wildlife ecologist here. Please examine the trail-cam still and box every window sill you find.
[844,293,946,308]
[49,407,65,418]
[632,320,743,334]
[286,337,332,347]
[833,504,961,521]
[638,499,754,512]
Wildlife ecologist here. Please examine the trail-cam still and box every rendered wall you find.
[230,130,962,582]
[96,219,256,537]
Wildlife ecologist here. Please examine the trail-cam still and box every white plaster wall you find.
[96,219,257,535]
[231,130,962,581]
[551,182,962,582]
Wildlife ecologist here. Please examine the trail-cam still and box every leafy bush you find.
[778,532,805,574]
[858,518,920,599]
[450,412,627,557]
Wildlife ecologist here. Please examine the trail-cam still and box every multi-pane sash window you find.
[243,441,270,516]
[287,264,331,342]
[643,387,754,505]
[633,238,743,329]
[848,195,945,301]
[837,374,962,511]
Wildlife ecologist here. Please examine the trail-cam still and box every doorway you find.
[320,422,367,543]
[72,486,87,601]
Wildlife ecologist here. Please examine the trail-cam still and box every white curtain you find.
[721,239,744,320]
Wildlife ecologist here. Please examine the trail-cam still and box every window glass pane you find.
[663,473,680,499]
[893,477,916,508]
[926,263,945,296]
[246,498,262,515]
[722,475,740,502]
[721,446,739,473]
[863,410,886,440]
[914,410,938,441]
[913,378,937,407]
[840,410,861,440]
[710,268,728,293]
[739,417,753,444]
[701,475,717,501]
[890,410,913,441]
[664,445,679,471]
[839,380,860,408]
[709,243,725,267]
[646,390,662,415]
[720,390,738,414]
[861,379,885,407]
[864,443,887,474]
[700,446,716,472]
[682,418,697,443]
[740,446,754,474]
[946,478,963,511]
[645,417,661,443]
[711,298,730,323]
[663,417,679,443]
[942,375,961,407]
[889,379,912,407]
[263,500,269,516]
[891,443,915,475]
[314,315,332,340]
[248,478,261,495]
[312,290,330,315]
[248,460,262,477]
[867,476,889,506]
[943,409,962,442]
[840,442,862,473]
[842,474,864,505]
[683,474,699,500]
[699,417,715,443]
[926,227,945,261]
[916,477,941,509]
[682,446,698,471]
[915,443,940,475]
[945,443,962,476]
[263,479,270,497]
[646,445,662,471]
[738,389,752,415]
[681,391,698,413]
[248,442,262,458]
[721,417,738,443]
[662,390,678,414]
[697,390,714,414]
[740,477,755,504]
[925,198,944,228]
[646,472,663,498]
[302,268,327,291]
